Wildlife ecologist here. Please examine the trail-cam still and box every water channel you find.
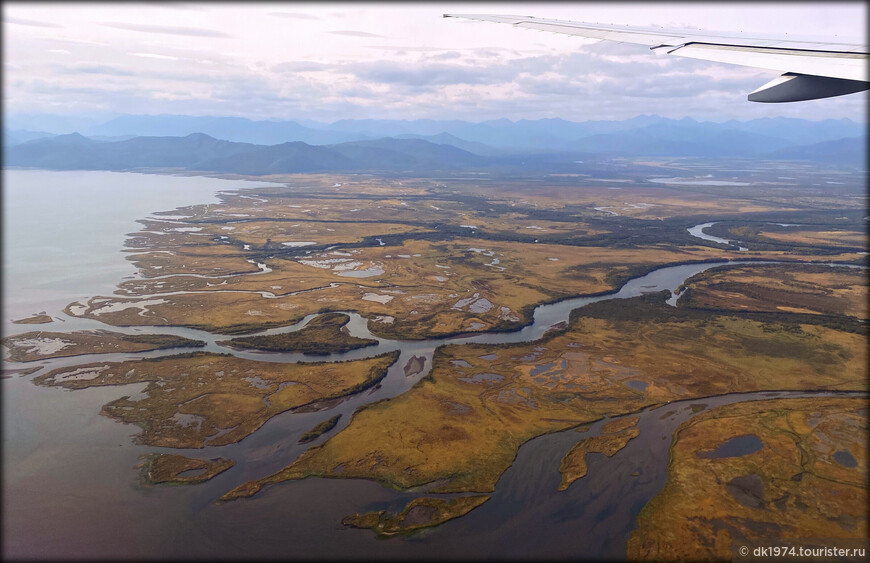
[2,170,864,559]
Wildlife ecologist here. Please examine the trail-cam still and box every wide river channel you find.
[2,169,862,559]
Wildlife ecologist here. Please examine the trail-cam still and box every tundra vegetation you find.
[12,165,866,541]
[137,453,235,485]
[34,351,399,448]
[61,173,864,340]
[220,312,377,355]
[627,397,867,560]
[1,330,204,362]
[298,414,342,444]
[222,289,865,500]
[342,495,491,536]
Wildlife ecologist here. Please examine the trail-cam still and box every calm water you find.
[2,170,863,559]
[2,169,282,328]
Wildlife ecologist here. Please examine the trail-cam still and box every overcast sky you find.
[3,2,867,124]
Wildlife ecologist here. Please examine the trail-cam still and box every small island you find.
[219,312,378,355]
[298,414,342,444]
[558,416,641,490]
[403,355,426,376]
[342,495,490,536]
[137,453,234,485]
[11,313,54,325]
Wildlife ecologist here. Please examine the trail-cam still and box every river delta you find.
[2,163,867,559]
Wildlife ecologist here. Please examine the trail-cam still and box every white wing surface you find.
[443,14,869,102]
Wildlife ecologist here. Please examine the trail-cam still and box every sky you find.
[3,1,868,125]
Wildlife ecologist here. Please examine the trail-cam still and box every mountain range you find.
[4,113,866,173]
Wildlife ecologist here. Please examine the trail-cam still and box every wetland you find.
[2,162,867,559]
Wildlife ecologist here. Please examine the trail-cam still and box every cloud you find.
[38,36,111,47]
[4,16,62,28]
[347,62,493,88]
[329,30,383,38]
[99,22,233,38]
[428,51,463,61]
[269,12,320,20]
[62,64,136,76]
[272,61,332,73]
[365,45,448,53]
[129,52,180,61]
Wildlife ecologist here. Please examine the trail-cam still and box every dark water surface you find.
[697,434,763,459]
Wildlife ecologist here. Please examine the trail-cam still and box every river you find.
[1,169,863,559]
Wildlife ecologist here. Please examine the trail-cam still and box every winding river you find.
[2,170,863,559]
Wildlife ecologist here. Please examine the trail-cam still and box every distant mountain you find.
[5,126,865,174]
[393,132,502,156]
[321,118,473,137]
[3,129,56,147]
[6,133,257,170]
[6,112,865,157]
[570,122,796,157]
[85,115,372,146]
[3,112,116,135]
[87,135,137,143]
[194,141,357,174]
[198,137,488,174]
[719,117,866,146]
[765,136,867,166]
[5,133,103,169]
[6,133,488,174]
[330,138,488,168]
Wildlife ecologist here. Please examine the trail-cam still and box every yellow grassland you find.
[601,415,641,434]
[194,219,427,247]
[627,397,868,560]
[34,351,398,448]
[11,314,54,324]
[681,264,868,320]
[126,248,262,278]
[342,495,490,536]
[138,453,234,485]
[220,296,866,501]
[439,180,805,219]
[71,228,864,338]
[758,229,868,248]
[78,175,866,341]
[1,330,202,362]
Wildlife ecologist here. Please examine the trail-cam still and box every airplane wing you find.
[443,14,869,102]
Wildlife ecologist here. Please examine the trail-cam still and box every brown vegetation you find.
[34,351,398,448]
[137,453,234,485]
[627,397,868,560]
